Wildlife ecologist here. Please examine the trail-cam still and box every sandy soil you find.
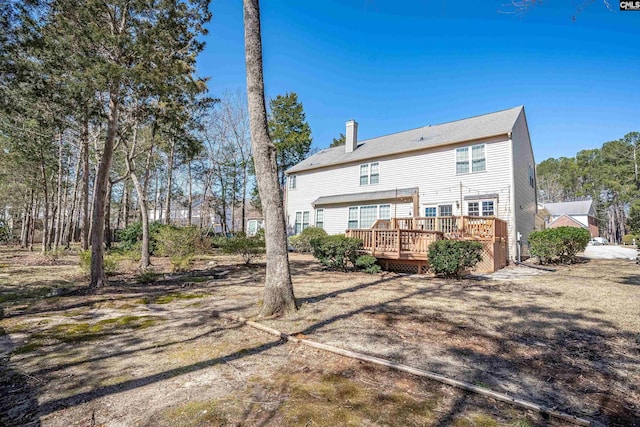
[1,247,639,426]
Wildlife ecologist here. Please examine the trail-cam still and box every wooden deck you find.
[346,216,508,274]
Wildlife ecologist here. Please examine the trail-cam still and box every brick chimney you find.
[345,120,358,153]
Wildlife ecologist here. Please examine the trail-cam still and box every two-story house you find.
[285,106,537,264]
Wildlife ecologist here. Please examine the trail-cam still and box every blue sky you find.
[199,1,639,163]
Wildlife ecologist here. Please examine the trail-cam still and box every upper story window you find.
[288,175,297,190]
[359,162,379,185]
[456,144,486,174]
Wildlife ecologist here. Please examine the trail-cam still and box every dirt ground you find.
[0,246,639,427]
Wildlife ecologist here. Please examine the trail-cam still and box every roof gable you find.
[544,200,595,217]
[287,106,524,174]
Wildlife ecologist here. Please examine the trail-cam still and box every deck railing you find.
[346,228,443,257]
[390,216,507,241]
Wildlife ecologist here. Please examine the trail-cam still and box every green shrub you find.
[155,226,209,271]
[79,250,118,275]
[355,254,381,274]
[221,232,265,264]
[310,234,363,270]
[289,227,328,253]
[622,234,639,245]
[528,226,590,264]
[117,221,165,253]
[427,240,483,279]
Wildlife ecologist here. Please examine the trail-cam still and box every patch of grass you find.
[27,315,159,345]
[454,414,500,427]
[138,292,206,305]
[12,340,44,354]
[0,286,51,304]
[273,371,439,426]
[512,419,535,427]
[159,400,229,427]
[100,374,135,387]
[136,271,161,284]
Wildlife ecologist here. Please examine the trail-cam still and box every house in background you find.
[285,106,537,269]
[543,200,599,237]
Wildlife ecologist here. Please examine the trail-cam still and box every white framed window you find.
[468,202,480,216]
[347,204,391,229]
[294,210,309,234]
[359,162,379,185]
[438,204,453,217]
[359,205,378,228]
[315,208,324,229]
[456,148,469,174]
[348,207,359,229]
[247,219,258,235]
[424,206,437,217]
[379,204,391,220]
[288,175,297,189]
[456,144,486,174]
[482,201,495,216]
[467,200,495,216]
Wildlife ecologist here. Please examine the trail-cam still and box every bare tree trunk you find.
[154,172,161,223]
[125,125,152,268]
[21,189,34,248]
[58,149,73,248]
[104,179,113,249]
[39,146,50,254]
[81,116,90,250]
[52,133,64,250]
[130,167,151,268]
[241,162,247,234]
[243,0,297,316]
[163,138,175,225]
[90,92,120,288]
[187,160,193,227]
[30,195,38,251]
[65,152,81,248]
[120,182,129,229]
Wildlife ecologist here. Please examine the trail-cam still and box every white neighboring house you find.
[285,106,537,260]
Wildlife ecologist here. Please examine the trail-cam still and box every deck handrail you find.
[346,228,443,256]
[389,216,507,241]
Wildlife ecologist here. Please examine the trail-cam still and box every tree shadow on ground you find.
[0,329,40,427]
[289,275,640,426]
[619,274,640,286]
[37,336,287,416]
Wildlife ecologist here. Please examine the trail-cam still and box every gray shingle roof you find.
[287,106,524,174]
[312,187,418,207]
[544,200,595,216]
